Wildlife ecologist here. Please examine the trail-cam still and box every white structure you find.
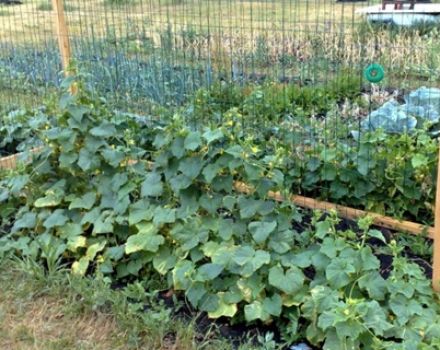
[357,3,440,26]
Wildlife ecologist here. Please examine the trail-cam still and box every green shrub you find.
[104,0,138,5]
[36,1,52,11]
[189,73,362,124]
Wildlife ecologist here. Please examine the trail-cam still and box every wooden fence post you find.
[51,0,76,94]
[433,144,440,291]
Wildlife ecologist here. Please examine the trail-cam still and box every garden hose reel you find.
[364,63,385,83]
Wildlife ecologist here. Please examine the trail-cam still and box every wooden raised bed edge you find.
[0,153,21,170]
[236,180,439,291]
[0,147,42,170]
[234,181,435,239]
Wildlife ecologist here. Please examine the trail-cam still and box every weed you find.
[254,35,270,68]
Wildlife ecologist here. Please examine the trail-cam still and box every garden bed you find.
[121,210,434,350]
[1,83,440,349]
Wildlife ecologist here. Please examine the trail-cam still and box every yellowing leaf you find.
[208,293,237,319]
[125,223,164,254]
[72,257,89,276]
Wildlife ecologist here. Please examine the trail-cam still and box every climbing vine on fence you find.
[1,82,440,348]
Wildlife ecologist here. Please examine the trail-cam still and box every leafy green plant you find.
[398,231,432,260]
[256,332,277,350]
[191,80,437,223]
[276,124,438,223]
[189,73,362,127]
[0,108,50,156]
[1,80,440,349]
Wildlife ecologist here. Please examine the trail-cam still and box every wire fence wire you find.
[1,0,440,225]
[1,0,439,110]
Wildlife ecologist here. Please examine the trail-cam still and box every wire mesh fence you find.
[1,0,440,225]
[1,1,440,109]
[2,0,440,288]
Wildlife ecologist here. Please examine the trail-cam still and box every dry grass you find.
[0,0,368,44]
[0,259,249,350]
[1,0,438,79]
[0,263,129,350]
[0,294,125,350]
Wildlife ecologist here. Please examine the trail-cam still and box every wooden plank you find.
[52,0,71,72]
[0,148,43,170]
[51,0,77,94]
[0,153,18,170]
[234,181,435,239]
[433,145,440,291]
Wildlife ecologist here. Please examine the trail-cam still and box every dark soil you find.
[0,142,20,157]
[157,290,320,350]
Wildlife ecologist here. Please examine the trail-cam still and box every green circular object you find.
[364,63,385,83]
